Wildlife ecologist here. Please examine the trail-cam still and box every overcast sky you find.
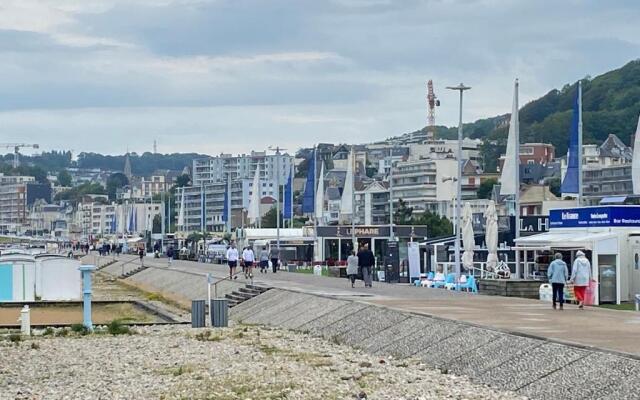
[1,0,639,156]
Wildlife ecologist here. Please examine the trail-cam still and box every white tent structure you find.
[461,202,475,271]
[484,200,499,274]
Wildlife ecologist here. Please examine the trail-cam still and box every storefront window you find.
[325,239,339,263]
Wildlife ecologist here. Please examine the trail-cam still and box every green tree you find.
[152,214,162,233]
[106,173,129,201]
[413,212,453,238]
[261,206,283,228]
[54,182,106,203]
[477,178,497,199]
[56,169,72,187]
[175,174,191,188]
[394,198,413,225]
[546,177,561,197]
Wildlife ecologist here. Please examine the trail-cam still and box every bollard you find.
[191,300,206,328]
[18,305,31,336]
[78,265,96,331]
[211,299,228,328]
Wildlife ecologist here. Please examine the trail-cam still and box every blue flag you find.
[284,169,293,219]
[200,185,205,231]
[302,150,315,213]
[222,182,229,222]
[561,87,580,194]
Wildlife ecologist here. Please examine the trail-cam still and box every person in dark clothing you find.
[138,247,145,266]
[167,245,175,266]
[357,244,374,288]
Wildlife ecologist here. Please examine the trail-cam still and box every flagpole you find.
[513,79,521,279]
[351,146,356,250]
[226,172,231,233]
[577,80,583,206]
[313,146,318,261]
[290,161,294,226]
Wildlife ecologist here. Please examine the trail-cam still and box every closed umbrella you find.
[461,202,475,272]
[484,200,498,275]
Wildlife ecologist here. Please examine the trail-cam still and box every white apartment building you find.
[192,151,293,186]
[408,138,482,163]
[390,158,458,215]
[74,201,163,236]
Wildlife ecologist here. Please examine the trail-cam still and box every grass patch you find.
[71,324,90,336]
[599,302,636,311]
[107,319,132,335]
[195,330,223,342]
[43,327,54,336]
[293,267,329,276]
[158,364,195,376]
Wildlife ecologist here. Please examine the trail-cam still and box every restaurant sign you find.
[549,206,640,228]
[316,225,428,238]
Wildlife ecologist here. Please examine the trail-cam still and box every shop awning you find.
[514,231,617,250]
[600,196,627,204]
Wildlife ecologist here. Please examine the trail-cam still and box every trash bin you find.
[313,265,323,276]
[211,298,228,328]
[539,284,552,302]
[287,264,297,272]
[191,300,206,328]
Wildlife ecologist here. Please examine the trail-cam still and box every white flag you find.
[501,80,519,195]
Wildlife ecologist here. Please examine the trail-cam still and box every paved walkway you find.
[103,254,640,357]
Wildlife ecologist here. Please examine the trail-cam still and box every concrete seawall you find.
[231,289,640,400]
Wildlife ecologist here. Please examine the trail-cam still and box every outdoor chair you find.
[459,275,478,293]
[433,273,455,289]
[420,272,435,287]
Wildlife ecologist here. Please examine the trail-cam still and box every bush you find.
[9,334,22,344]
[55,328,69,337]
[107,320,131,335]
[71,324,90,336]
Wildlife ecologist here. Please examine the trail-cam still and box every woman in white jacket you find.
[570,251,594,309]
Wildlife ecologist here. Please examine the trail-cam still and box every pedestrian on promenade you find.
[346,250,359,288]
[269,245,279,273]
[242,246,255,279]
[138,247,145,266]
[167,245,175,266]
[357,243,374,288]
[259,246,269,273]
[226,243,239,280]
[547,253,568,310]
[570,250,593,309]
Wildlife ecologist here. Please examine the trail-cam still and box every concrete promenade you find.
[96,254,640,358]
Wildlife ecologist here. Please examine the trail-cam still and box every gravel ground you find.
[0,324,526,400]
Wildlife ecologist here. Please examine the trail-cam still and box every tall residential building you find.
[560,134,633,205]
[0,183,52,234]
[355,182,391,225]
[192,151,293,186]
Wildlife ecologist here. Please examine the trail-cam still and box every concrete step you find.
[238,287,262,296]
[225,293,245,302]
[246,284,271,293]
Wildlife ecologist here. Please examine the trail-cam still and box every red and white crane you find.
[427,80,440,140]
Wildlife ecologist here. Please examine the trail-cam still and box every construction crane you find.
[427,80,440,140]
[0,143,40,168]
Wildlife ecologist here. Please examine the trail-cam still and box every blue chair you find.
[426,272,434,280]
[433,273,455,289]
[460,275,478,293]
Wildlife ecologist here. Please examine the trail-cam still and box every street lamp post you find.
[446,83,471,290]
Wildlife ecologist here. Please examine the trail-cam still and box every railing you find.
[435,261,538,279]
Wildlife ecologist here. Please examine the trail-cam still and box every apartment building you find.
[192,151,293,186]
[0,183,52,234]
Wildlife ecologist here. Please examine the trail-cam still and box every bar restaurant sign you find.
[549,206,640,228]
[316,225,428,238]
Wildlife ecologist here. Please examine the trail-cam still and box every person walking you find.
[138,246,145,266]
[346,250,359,288]
[547,253,568,310]
[357,243,374,288]
[570,250,593,309]
[226,243,239,280]
[269,245,279,273]
[167,245,175,266]
[259,246,269,274]
[242,246,255,279]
